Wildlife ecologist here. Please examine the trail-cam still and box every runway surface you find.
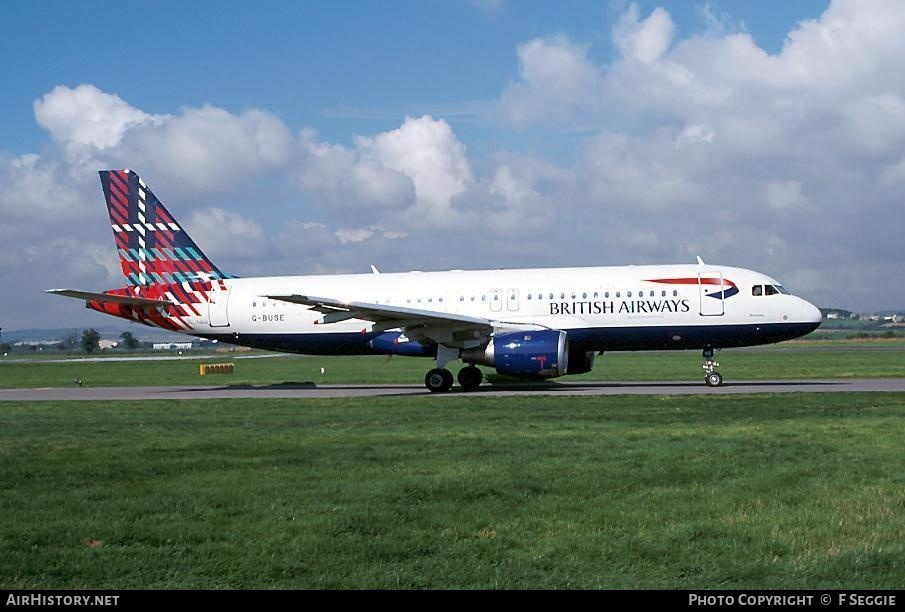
[2,378,905,401]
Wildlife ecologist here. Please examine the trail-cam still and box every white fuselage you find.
[184,263,821,355]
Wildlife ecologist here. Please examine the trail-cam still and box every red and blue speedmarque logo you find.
[645,277,739,299]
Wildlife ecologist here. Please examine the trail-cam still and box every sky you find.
[2,0,903,331]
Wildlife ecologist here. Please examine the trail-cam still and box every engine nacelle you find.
[462,330,569,378]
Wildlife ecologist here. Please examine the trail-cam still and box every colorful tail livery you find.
[100,170,231,286]
[48,170,233,333]
[50,169,822,391]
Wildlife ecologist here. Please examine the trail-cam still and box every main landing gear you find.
[424,345,484,393]
[424,365,484,393]
[425,368,454,393]
[702,347,723,387]
[457,365,484,392]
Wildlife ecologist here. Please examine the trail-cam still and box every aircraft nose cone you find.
[805,300,822,324]
[808,302,823,323]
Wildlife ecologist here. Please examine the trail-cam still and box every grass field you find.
[2,343,905,389]
[1,393,904,589]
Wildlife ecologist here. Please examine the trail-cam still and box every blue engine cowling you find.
[481,330,569,378]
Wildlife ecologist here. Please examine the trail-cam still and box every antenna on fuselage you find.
[696,256,706,265]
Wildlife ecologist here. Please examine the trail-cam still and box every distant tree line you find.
[0,328,151,354]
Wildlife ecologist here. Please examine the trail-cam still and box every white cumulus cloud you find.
[120,105,294,193]
[498,36,601,127]
[33,84,158,154]
[184,207,269,262]
[613,4,675,65]
[361,115,473,214]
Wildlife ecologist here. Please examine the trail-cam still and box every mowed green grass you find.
[1,394,904,589]
[2,345,905,388]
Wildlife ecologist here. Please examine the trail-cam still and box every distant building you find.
[152,342,193,350]
[98,340,118,350]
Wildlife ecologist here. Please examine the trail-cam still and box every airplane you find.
[48,169,822,392]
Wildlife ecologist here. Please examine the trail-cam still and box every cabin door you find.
[208,286,232,327]
[698,272,725,316]
[507,289,520,312]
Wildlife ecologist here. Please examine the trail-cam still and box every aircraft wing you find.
[46,289,172,308]
[265,294,495,345]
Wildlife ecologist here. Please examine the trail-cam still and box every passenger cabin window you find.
[752,285,763,296]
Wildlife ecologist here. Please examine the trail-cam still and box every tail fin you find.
[99,170,232,286]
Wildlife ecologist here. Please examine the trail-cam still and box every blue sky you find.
[2,1,824,149]
[5,0,905,330]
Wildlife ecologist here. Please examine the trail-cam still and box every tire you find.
[457,366,483,392]
[425,368,454,393]
[705,371,723,387]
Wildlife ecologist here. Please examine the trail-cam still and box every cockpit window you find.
[754,284,790,296]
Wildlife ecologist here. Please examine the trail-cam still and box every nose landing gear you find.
[702,347,722,387]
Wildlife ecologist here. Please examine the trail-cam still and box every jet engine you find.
[461,330,568,378]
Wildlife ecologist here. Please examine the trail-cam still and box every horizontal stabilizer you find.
[46,289,172,308]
